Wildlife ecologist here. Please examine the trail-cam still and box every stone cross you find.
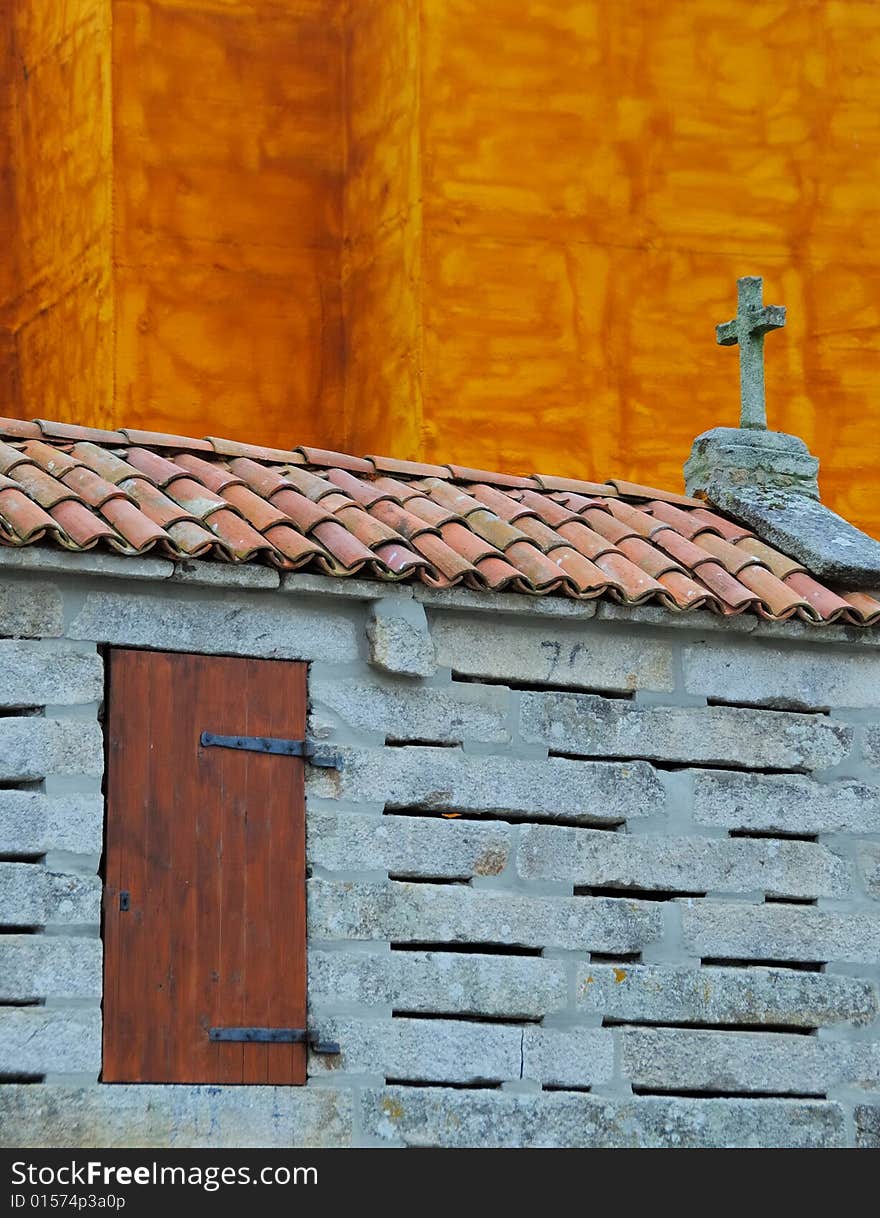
[716,276,786,430]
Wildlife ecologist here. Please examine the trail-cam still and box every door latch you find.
[209,1026,340,1054]
[200,732,341,769]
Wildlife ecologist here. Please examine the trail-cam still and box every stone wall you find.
[0,548,878,1148]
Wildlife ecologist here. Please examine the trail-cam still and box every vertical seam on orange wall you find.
[414,0,425,460]
[340,0,350,448]
[108,0,117,427]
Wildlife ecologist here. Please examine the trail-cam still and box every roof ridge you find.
[0,415,701,507]
[0,414,876,627]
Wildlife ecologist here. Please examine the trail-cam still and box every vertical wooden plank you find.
[103,649,308,1085]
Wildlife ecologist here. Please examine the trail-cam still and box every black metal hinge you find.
[209,1026,340,1054]
[200,731,341,769]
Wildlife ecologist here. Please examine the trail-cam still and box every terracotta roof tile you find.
[310,520,376,572]
[0,439,30,476]
[606,478,704,507]
[468,483,536,524]
[269,487,334,534]
[100,497,168,552]
[118,428,214,452]
[555,520,617,561]
[409,531,477,584]
[689,561,760,610]
[533,474,618,496]
[0,482,61,542]
[172,452,245,493]
[734,536,806,579]
[293,446,373,474]
[7,463,77,510]
[59,466,128,510]
[474,554,524,590]
[367,455,451,479]
[445,464,539,489]
[592,551,667,602]
[121,477,196,529]
[657,570,719,610]
[164,519,217,556]
[36,419,126,444]
[843,592,880,624]
[737,564,810,618]
[0,415,874,627]
[784,572,855,621]
[690,531,762,575]
[687,506,754,543]
[0,417,41,440]
[616,535,682,578]
[125,447,192,488]
[206,437,306,463]
[50,498,119,548]
[262,523,327,568]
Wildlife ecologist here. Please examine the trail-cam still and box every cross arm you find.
[750,304,786,335]
[716,320,738,346]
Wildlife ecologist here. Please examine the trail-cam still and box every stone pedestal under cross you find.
[716,276,786,430]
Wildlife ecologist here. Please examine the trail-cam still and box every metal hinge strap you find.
[209,1026,340,1054]
[200,731,341,769]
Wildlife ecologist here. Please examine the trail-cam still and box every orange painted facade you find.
[2,2,880,534]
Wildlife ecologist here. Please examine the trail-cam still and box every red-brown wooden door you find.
[103,649,308,1084]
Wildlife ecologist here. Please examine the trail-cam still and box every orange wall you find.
[348,0,880,536]
[0,1,114,423]
[113,0,345,444]
[1,0,345,447]
[2,1,880,537]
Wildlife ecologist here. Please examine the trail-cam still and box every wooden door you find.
[103,649,308,1084]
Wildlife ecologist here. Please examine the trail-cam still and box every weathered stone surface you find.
[171,560,280,588]
[308,746,664,825]
[417,584,598,619]
[680,900,880,964]
[309,879,664,952]
[430,613,674,692]
[0,580,63,638]
[707,482,880,585]
[0,719,103,782]
[0,641,103,708]
[308,1017,521,1083]
[0,1084,353,1148]
[856,842,880,900]
[0,1007,101,1074]
[618,1027,880,1094]
[283,571,413,601]
[308,812,512,878]
[596,600,756,634]
[855,1104,880,1149]
[67,588,359,662]
[362,1086,845,1148]
[0,936,102,1001]
[0,791,104,855]
[518,824,848,899]
[693,769,880,835]
[686,428,820,500]
[0,864,101,926]
[575,963,878,1029]
[366,598,436,677]
[862,724,880,767]
[683,639,880,711]
[309,671,510,744]
[308,950,568,1019]
[520,691,852,770]
[0,548,173,583]
[521,1027,614,1088]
